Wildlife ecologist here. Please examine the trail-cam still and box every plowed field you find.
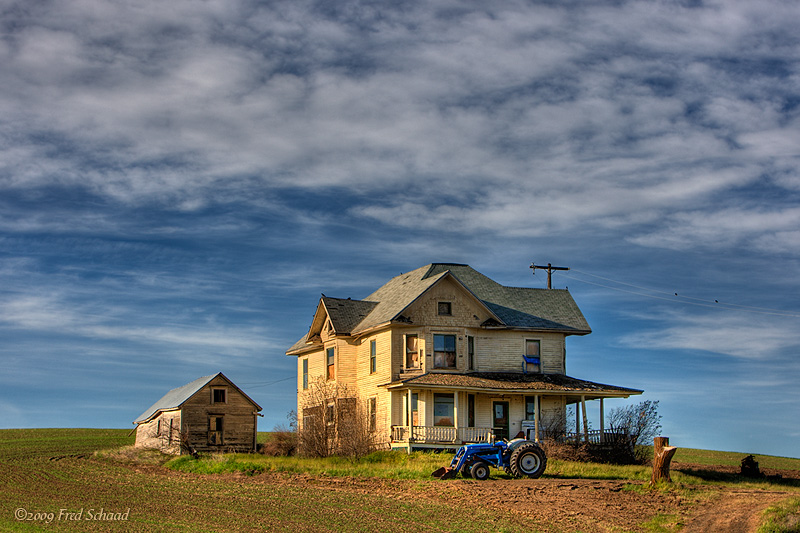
[1,429,798,532]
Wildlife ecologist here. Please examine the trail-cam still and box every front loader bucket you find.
[431,467,457,479]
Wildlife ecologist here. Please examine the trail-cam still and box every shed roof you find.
[133,372,261,424]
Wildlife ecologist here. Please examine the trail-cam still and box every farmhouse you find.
[287,263,642,451]
[133,372,262,455]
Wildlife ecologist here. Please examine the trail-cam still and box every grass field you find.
[1,429,799,532]
[0,429,532,532]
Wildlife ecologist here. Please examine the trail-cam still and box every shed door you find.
[208,415,224,445]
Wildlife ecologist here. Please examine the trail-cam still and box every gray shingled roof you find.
[133,372,261,424]
[322,296,378,335]
[385,372,643,398]
[424,264,591,332]
[287,263,592,354]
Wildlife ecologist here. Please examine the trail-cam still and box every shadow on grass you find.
[674,467,800,488]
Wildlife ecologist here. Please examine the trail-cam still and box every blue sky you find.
[1,0,799,458]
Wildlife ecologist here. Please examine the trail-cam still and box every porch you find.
[390,425,495,449]
[389,425,632,451]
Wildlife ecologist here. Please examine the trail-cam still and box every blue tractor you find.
[432,438,547,480]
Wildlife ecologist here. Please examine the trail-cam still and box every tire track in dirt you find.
[681,489,791,533]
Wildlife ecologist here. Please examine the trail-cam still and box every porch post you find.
[407,389,413,452]
[599,398,605,443]
[534,394,540,443]
[581,395,589,443]
[453,391,459,443]
[575,402,580,441]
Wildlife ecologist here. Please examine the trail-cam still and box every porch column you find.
[599,398,605,443]
[407,389,413,451]
[581,395,589,443]
[534,394,540,443]
[575,402,580,441]
[453,391,459,443]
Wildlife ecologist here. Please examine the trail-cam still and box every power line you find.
[562,269,800,318]
[237,376,295,389]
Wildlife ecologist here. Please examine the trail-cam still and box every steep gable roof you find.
[133,372,261,424]
[350,264,500,335]
[320,296,378,335]
[287,263,591,354]
[424,264,591,333]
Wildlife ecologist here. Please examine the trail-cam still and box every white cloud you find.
[1,0,799,251]
[618,311,799,360]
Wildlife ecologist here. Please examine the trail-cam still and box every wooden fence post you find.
[651,436,677,484]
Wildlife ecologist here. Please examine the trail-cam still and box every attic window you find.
[437,302,452,316]
[212,388,227,404]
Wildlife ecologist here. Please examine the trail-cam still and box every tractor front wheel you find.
[509,443,547,478]
[470,461,490,481]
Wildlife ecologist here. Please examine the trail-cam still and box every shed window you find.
[212,388,227,404]
[437,302,452,315]
[433,334,456,369]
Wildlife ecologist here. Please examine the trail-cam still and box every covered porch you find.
[384,372,642,452]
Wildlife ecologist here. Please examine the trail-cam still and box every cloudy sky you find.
[1,0,799,458]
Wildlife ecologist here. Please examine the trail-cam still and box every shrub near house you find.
[286,263,642,453]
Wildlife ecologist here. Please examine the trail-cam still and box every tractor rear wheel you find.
[470,461,490,481]
[509,443,546,478]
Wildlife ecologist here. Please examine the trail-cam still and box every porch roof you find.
[383,372,642,399]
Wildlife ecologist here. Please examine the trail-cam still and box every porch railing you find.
[565,430,633,447]
[391,426,494,444]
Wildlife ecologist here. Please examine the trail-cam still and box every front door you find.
[493,401,509,440]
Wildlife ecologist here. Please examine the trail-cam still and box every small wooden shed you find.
[133,372,262,455]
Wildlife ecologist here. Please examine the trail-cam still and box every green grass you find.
[165,448,800,489]
[0,429,535,532]
[759,497,800,533]
[674,447,800,471]
[3,429,799,532]
[167,449,450,479]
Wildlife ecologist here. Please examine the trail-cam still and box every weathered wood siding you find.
[134,410,182,454]
[180,375,259,453]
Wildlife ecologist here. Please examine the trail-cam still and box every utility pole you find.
[530,262,570,289]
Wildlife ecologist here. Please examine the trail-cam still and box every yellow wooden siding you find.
[471,330,565,374]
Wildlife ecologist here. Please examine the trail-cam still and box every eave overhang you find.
[382,372,642,401]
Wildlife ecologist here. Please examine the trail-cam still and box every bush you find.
[297,378,380,458]
[260,426,297,457]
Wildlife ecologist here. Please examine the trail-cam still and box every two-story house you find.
[286,263,642,452]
